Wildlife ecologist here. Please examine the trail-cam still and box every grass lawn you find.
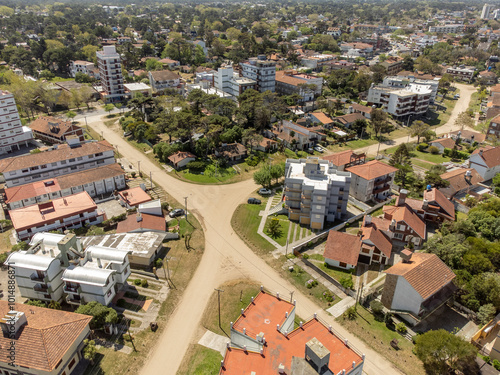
[412,159,434,170]
[0,229,13,254]
[313,259,355,283]
[177,344,222,375]
[265,214,291,246]
[411,150,451,164]
[175,165,239,184]
[128,138,152,153]
[231,204,276,255]
[468,91,480,114]
[337,304,425,375]
[326,138,378,153]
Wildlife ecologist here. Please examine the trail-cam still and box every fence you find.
[301,258,356,297]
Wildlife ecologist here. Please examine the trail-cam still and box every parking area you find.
[97,199,127,219]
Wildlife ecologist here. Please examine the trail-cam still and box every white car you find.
[258,188,272,195]
[314,146,324,153]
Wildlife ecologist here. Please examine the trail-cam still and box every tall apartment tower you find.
[96,46,124,102]
[240,55,276,93]
[0,90,33,155]
[482,3,494,19]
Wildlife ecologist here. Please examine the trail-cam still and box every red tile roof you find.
[429,137,456,149]
[324,230,361,265]
[0,301,91,372]
[383,205,426,240]
[385,253,456,300]
[349,103,373,114]
[5,179,61,204]
[312,111,335,124]
[333,113,365,125]
[346,160,398,181]
[424,188,455,220]
[449,129,486,143]
[322,150,361,168]
[439,168,484,198]
[167,151,195,165]
[471,146,500,168]
[360,225,392,258]
[116,213,166,233]
[221,292,363,375]
[118,187,151,207]
[30,116,82,139]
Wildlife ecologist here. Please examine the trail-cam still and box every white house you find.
[469,146,500,181]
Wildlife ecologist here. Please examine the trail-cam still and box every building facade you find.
[148,70,181,92]
[0,89,33,155]
[96,45,125,102]
[346,160,398,202]
[275,70,323,103]
[240,56,276,93]
[284,158,351,230]
[30,116,85,144]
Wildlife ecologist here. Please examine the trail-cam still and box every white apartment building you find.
[96,45,125,102]
[241,56,276,93]
[428,24,464,33]
[5,232,131,306]
[148,70,181,92]
[367,83,432,119]
[482,3,495,19]
[0,90,33,155]
[300,54,336,71]
[284,157,351,230]
[446,66,475,82]
[0,140,115,188]
[214,66,257,97]
[69,60,99,79]
[382,75,440,102]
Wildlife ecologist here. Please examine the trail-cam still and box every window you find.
[361,248,370,254]
[69,158,75,162]
[339,262,347,268]
[68,358,76,370]
[396,224,405,231]
[51,162,57,166]
[394,233,404,240]
[40,164,47,169]
[61,160,67,165]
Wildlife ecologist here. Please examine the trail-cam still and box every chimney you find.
[136,212,142,222]
[305,337,330,373]
[480,149,483,156]
[390,219,396,231]
[365,215,372,225]
[397,189,408,206]
[400,249,413,263]
[423,199,428,209]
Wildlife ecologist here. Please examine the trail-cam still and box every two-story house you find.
[322,150,366,171]
[148,70,182,92]
[469,146,500,181]
[401,188,456,223]
[382,203,427,247]
[346,160,398,202]
[30,116,85,144]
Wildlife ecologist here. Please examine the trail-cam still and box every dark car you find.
[169,208,185,218]
[247,197,261,205]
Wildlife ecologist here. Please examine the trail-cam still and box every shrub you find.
[323,291,335,303]
[187,160,207,172]
[161,202,169,211]
[131,171,136,178]
[116,299,126,308]
[141,279,149,288]
[133,279,142,286]
[481,355,491,364]
[428,145,439,154]
[245,155,260,167]
[155,258,163,268]
[343,306,357,320]
[302,253,309,260]
[443,148,452,157]
[492,359,500,371]
[305,279,318,289]
[370,300,384,315]
[396,322,407,334]
[339,275,354,289]
[416,143,428,152]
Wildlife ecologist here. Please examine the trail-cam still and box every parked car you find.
[259,188,272,195]
[169,208,185,218]
[314,146,324,153]
[247,197,262,205]
[307,148,314,154]
[454,94,460,99]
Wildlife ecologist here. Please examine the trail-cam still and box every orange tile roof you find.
[424,188,455,220]
[385,253,455,300]
[322,150,358,167]
[491,83,500,93]
[324,230,362,265]
[221,292,363,375]
[116,213,166,233]
[346,160,398,180]
[30,116,82,139]
[167,151,195,164]
[0,301,91,372]
[429,137,455,149]
[5,179,61,204]
[360,225,392,258]
[439,168,484,198]
[312,111,334,124]
[10,191,98,232]
[449,129,486,143]
[118,187,151,207]
[471,146,500,168]
[334,113,365,125]
[383,205,426,239]
[349,103,373,114]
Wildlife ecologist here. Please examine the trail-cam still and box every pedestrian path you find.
[327,297,355,318]
[198,330,229,356]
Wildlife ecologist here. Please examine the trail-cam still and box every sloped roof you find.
[322,150,359,167]
[0,301,91,372]
[384,204,426,239]
[346,160,398,180]
[424,188,456,220]
[167,151,195,164]
[439,168,484,198]
[149,70,181,81]
[333,112,365,125]
[385,253,456,300]
[360,225,392,258]
[311,111,334,124]
[116,213,166,233]
[29,116,79,138]
[471,146,500,168]
[449,129,486,143]
[429,137,456,149]
[323,230,361,266]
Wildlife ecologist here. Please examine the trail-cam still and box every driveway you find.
[86,114,403,375]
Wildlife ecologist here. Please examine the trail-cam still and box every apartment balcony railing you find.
[66,294,84,305]
[374,176,391,186]
[285,186,301,192]
[64,285,81,294]
[373,185,390,194]
[34,284,50,293]
[30,273,47,283]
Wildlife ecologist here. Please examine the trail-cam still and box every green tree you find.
[455,112,474,130]
[266,218,282,238]
[75,301,119,329]
[26,300,46,307]
[414,330,478,375]
[253,167,272,188]
[389,144,412,188]
[104,103,115,114]
[83,339,97,364]
[48,301,62,310]
[410,120,430,143]
[478,303,496,325]
[270,163,285,185]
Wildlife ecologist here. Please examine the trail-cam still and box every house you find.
[118,187,151,209]
[381,252,456,325]
[449,129,486,144]
[256,137,278,152]
[439,168,486,199]
[382,203,427,247]
[9,192,105,241]
[268,120,326,151]
[29,116,85,143]
[116,212,166,233]
[275,70,323,102]
[148,70,182,92]
[215,143,247,161]
[445,66,475,82]
[479,70,497,85]
[220,289,364,375]
[469,146,500,181]
[402,188,456,223]
[333,113,366,128]
[284,158,350,229]
[4,163,126,210]
[427,137,456,153]
[0,301,92,375]
[168,151,196,169]
[158,58,180,69]
[322,150,366,171]
[348,103,373,119]
[310,112,336,127]
[0,140,116,188]
[346,160,398,202]
[487,114,500,139]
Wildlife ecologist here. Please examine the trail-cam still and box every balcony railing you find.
[374,176,391,186]
[66,294,84,305]
[373,185,390,194]
[30,273,47,282]
[285,186,301,192]
[34,284,49,292]
[64,285,81,294]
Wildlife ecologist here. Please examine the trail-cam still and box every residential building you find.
[487,114,500,139]
[326,27,342,37]
[116,212,166,234]
[0,140,115,188]
[256,136,278,152]
[449,129,486,144]
[439,168,486,199]
[340,42,374,57]
[158,58,180,69]
[381,252,456,325]
[346,160,398,202]
[427,137,456,153]
[4,163,126,210]
[168,151,196,169]
[215,66,257,97]
[429,24,464,33]
[479,70,497,85]
[469,146,500,181]
[96,45,125,102]
[482,3,495,19]
[333,113,366,128]
[0,89,33,155]
[310,112,336,127]
[30,116,85,144]
[10,192,105,241]
[241,56,276,93]
[0,301,92,375]
[380,56,404,76]
[322,150,366,171]
[382,204,427,247]
[220,289,364,375]
[118,187,151,209]
[148,70,182,92]
[214,142,248,161]
[347,103,374,119]
[69,60,99,79]
[284,157,351,230]
[124,82,152,98]
[275,70,323,102]
[445,66,475,82]
[402,187,456,223]
[381,75,440,103]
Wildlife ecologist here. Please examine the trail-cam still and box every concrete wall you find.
[390,276,423,316]
[230,328,262,352]
[279,306,296,334]
[324,258,355,270]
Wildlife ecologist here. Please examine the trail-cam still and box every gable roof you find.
[360,224,392,258]
[471,146,500,168]
[0,301,91,371]
[167,151,195,164]
[333,112,365,125]
[311,112,334,124]
[29,116,80,138]
[322,150,359,167]
[349,102,373,114]
[323,230,361,266]
[215,143,247,158]
[429,137,456,149]
[439,168,484,198]
[346,160,398,180]
[383,204,426,239]
[385,253,456,300]
[449,129,486,143]
[116,213,166,233]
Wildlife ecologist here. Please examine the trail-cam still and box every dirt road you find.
[353,83,477,156]
[85,115,403,375]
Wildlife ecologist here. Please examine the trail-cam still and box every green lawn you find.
[231,204,275,255]
[265,214,291,246]
[468,91,480,114]
[313,258,355,282]
[175,165,238,184]
[411,150,451,164]
[128,138,152,153]
[288,264,340,307]
[177,344,222,375]
[412,159,434,170]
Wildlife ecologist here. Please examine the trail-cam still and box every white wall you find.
[391,276,423,316]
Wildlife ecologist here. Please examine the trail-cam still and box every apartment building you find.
[4,163,126,209]
[346,160,398,202]
[214,66,257,97]
[367,83,432,119]
[240,56,276,93]
[221,289,364,375]
[69,60,99,79]
[284,157,351,230]
[381,75,440,103]
[445,66,475,82]
[96,45,125,102]
[10,192,105,241]
[275,70,323,103]
[5,232,130,306]
[30,116,85,144]
[380,56,404,76]
[0,140,115,188]
[0,89,33,155]
[482,3,495,19]
[148,70,182,92]
[300,54,336,71]
[429,24,464,33]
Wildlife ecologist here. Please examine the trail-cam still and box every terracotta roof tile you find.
[167,151,195,164]
[382,204,426,239]
[439,168,484,198]
[349,103,373,114]
[322,150,362,168]
[360,225,392,258]
[346,160,398,180]
[429,137,456,149]
[30,117,80,139]
[471,146,500,168]
[385,253,456,299]
[116,213,166,233]
[449,129,486,143]
[311,112,334,124]
[333,113,365,125]
[323,230,361,265]
[118,187,151,207]
[149,70,181,81]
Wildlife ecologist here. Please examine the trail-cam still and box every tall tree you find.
[409,120,430,143]
[389,143,412,188]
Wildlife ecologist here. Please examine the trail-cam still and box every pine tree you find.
[389,144,412,188]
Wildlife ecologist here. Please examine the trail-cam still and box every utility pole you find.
[184,196,188,220]
[150,171,153,190]
[137,161,141,176]
[215,288,224,328]
[290,290,294,303]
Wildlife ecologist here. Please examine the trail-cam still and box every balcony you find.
[34,284,50,293]
[285,194,301,201]
[374,176,391,186]
[64,284,81,294]
[285,186,301,193]
[66,294,84,305]
[30,272,47,283]
[373,185,390,194]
